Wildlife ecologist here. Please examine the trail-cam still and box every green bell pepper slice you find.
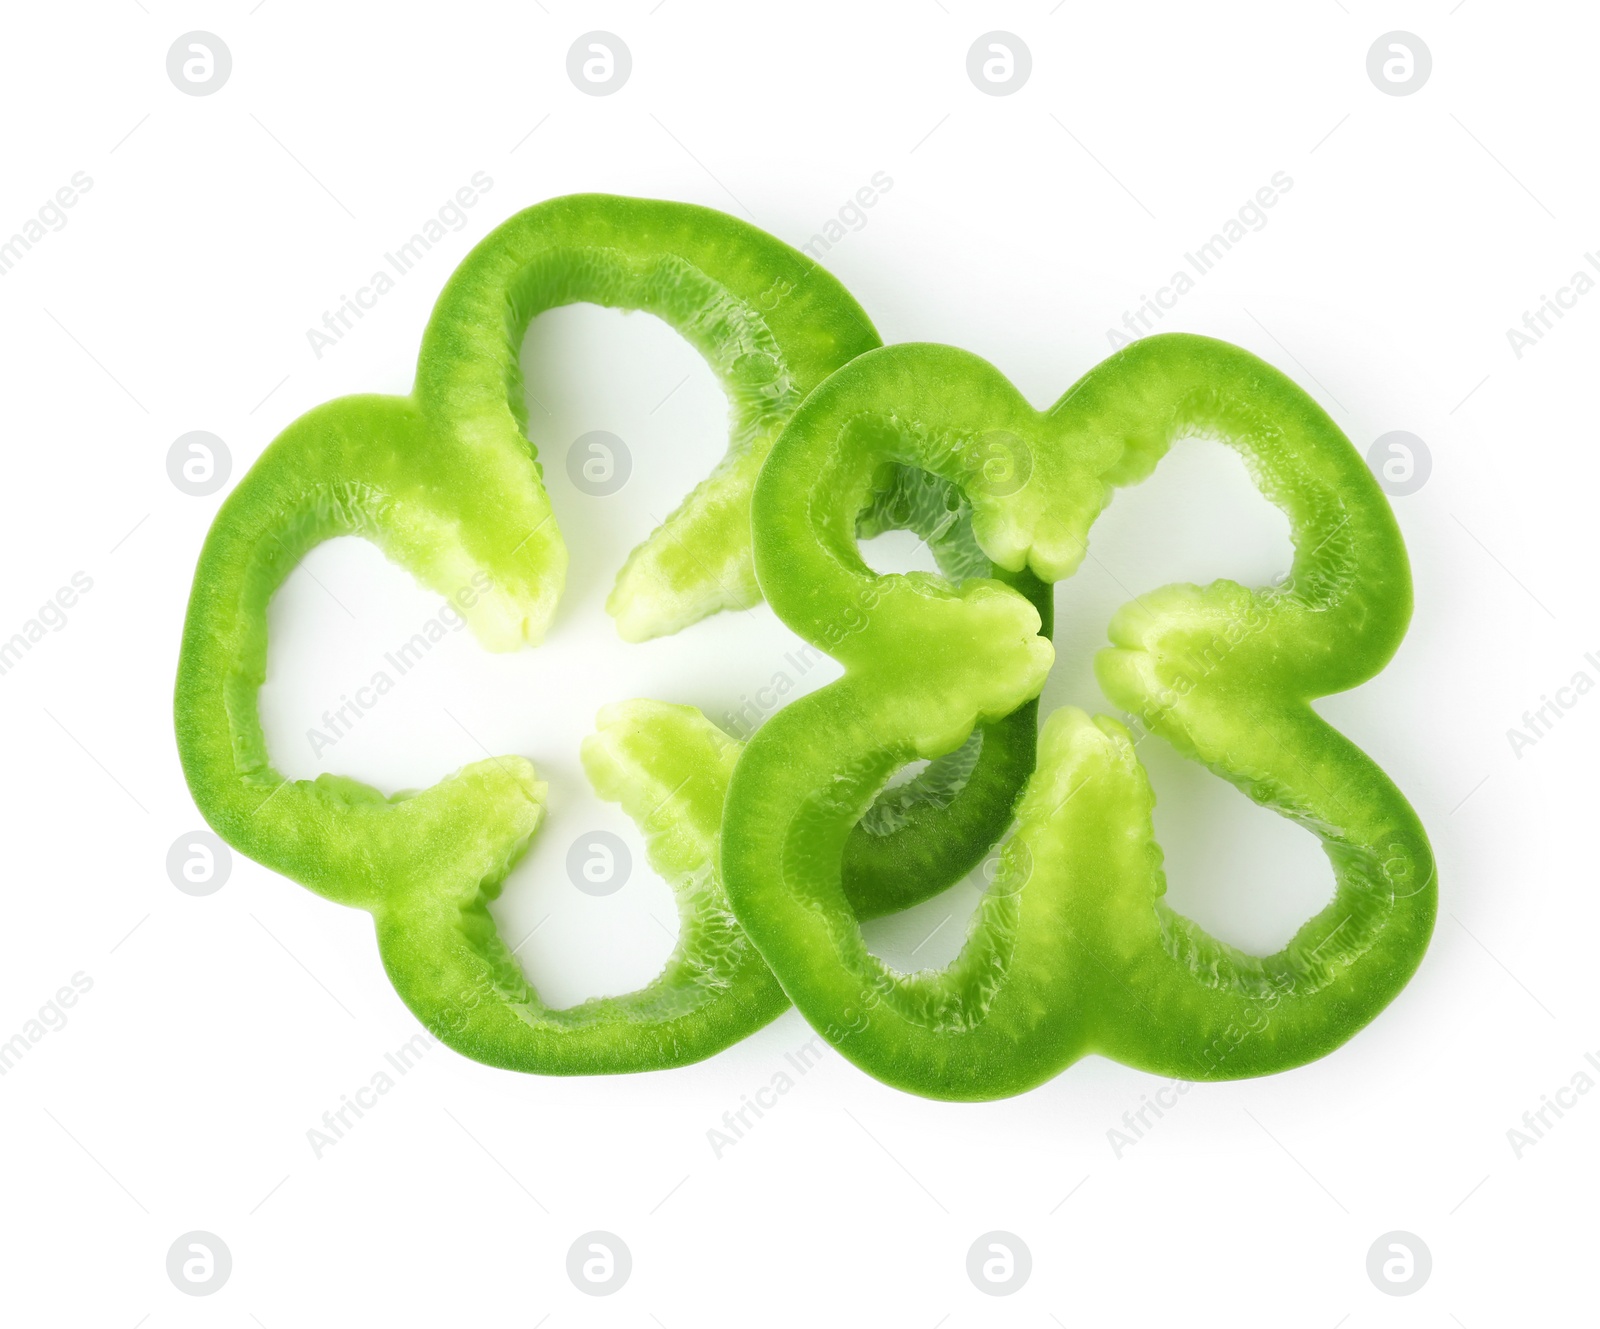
[174,194,1043,1072]
[376,698,791,1073]
[723,332,1436,1100]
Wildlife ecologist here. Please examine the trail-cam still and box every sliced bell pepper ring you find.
[723,332,1436,1101]
[174,194,1042,1072]
[413,195,879,645]
[375,698,790,1073]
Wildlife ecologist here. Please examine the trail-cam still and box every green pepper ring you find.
[174,195,1048,1074]
[723,333,1437,1101]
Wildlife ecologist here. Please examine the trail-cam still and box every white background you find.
[0,1,1591,1323]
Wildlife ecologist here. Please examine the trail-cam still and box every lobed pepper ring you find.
[174,195,1050,1075]
[722,333,1437,1101]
